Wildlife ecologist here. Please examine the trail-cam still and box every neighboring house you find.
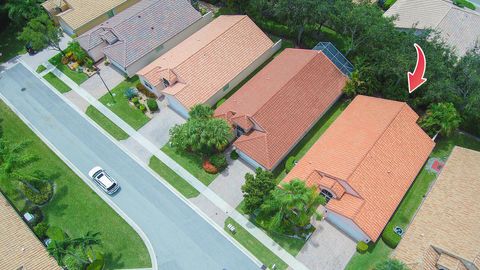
[42,0,140,36]
[137,15,281,118]
[0,192,61,269]
[77,0,213,77]
[283,95,435,243]
[384,0,480,56]
[393,146,480,270]
[214,48,349,170]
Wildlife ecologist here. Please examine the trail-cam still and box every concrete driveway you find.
[294,220,356,270]
[80,61,125,99]
[0,64,260,270]
[209,148,255,207]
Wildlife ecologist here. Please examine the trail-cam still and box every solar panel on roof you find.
[313,42,354,76]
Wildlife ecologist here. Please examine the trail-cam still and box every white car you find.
[88,166,120,195]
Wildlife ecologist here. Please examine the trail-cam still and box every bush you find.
[64,254,85,270]
[19,180,54,205]
[23,205,43,226]
[139,104,147,113]
[230,150,239,160]
[285,156,296,173]
[215,98,227,108]
[318,194,327,206]
[210,153,228,171]
[203,160,218,174]
[315,212,323,221]
[85,58,94,69]
[87,259,105,270]
[124,87,138,99]
[136,83,157,98]
[61,56,69,65]
[356,241,369,253]
[146,98,159,112]
[131,97,139,105]
[34,222,49,239]
[47,226,66,241]
[382,224,402,248]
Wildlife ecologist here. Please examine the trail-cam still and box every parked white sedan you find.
[88,166,120,195]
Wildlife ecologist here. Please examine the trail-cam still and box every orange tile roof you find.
[137,15,273,109]
[283,95,434,241]
[215,49,347,170]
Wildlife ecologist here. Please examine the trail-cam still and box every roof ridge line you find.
[251,50,317,121]
[345,100,408,181]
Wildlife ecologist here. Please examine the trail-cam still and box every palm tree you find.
[72,231,102,260]
[260,179,322,233]
[0,139,37,180]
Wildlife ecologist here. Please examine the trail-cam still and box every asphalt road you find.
[0,64,260,270]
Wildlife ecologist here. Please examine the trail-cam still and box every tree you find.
[259,179,322,233]
[169,104,232,156]
[241,168,276,214]
[4,0,43,25]
[72,231,102,260]
[18,14,64,53]
[419,102,461,137]
[67,41,88,64]
[0,139,37,180]
[375,259,409,270]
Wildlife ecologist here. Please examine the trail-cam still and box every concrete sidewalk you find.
[43,62,310,270]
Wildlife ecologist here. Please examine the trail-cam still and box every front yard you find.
[346,131,480,270]
[49,53,89,85]
[0,101,150,269]
[98,77,151,130]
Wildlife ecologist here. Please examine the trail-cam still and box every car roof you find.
[96,172,114,188]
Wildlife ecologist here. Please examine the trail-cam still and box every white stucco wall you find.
[59,19,74,36]
[326,209,371,243]
[165,94,189,119]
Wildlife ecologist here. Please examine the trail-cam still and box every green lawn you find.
[43,72,72,93]
[273,100,349,182]
[149,156,200,198]
[85,106,129,140]
[0,101,150,269]
[161,144,218,186]
[224,217,288,270]
[0,25,26,63]
[49,53,89,85]
[346,131,480,270]
[36,64,47,73]
[98,77,150,130]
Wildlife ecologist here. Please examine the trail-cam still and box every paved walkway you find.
[44,64,310,270]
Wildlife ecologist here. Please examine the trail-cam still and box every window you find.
[320,189,334,202]
[236,126,245,137]
[162,78,170,88]
[155,44,164,53]
[144,81,153,90]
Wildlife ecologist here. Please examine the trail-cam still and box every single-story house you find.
[384,0,480,56]
[77,0,213,77]
[42,0,140,36]
[0,192,61,269]
[214,48,349,170]
[137,15,281,118]
[394,146,480,270]
[283,95,435,243]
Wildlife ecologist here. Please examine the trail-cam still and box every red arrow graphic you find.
[408,43,427,93]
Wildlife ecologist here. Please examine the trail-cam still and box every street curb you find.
[3,62,157,270]
[16,61,264,269]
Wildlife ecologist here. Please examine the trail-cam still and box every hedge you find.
[356,241,369,253]
[146,98,159,112]
[19,180,53,205]
[382,224,402,248]
[230,150,239,160]
[285,156,296,173]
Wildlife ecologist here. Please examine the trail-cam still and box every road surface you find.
[0,64,260,270]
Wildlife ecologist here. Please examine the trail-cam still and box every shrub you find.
[104,59,110,66]
[318,194,327,206]
[19,180,54,205]
[139,104,147,113]
[210,153,228,171]
[23,205,43,226]
[285,156,296,173]
[215,98,226,108]
[356,241,369,253]
[47,226,66,241]
[315,212,323,221]
[34,222,49,239]
[87,259,105,270]
[136,83,157,98]
[131,97,139,105]
[85,58,94,69]
[382,224,402,248]
[146,98,159,112]
[230,150,239,160]
[203,160,218,174]
[124,87,138,100]
[64,254,85,270]
[61,56,69,65]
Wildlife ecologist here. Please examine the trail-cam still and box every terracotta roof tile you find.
[138,15,273,108]
[284,95,434,241]
[215,49,347,170]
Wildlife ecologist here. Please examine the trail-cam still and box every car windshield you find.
[107,183,116,191]
[96,173,104,179]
